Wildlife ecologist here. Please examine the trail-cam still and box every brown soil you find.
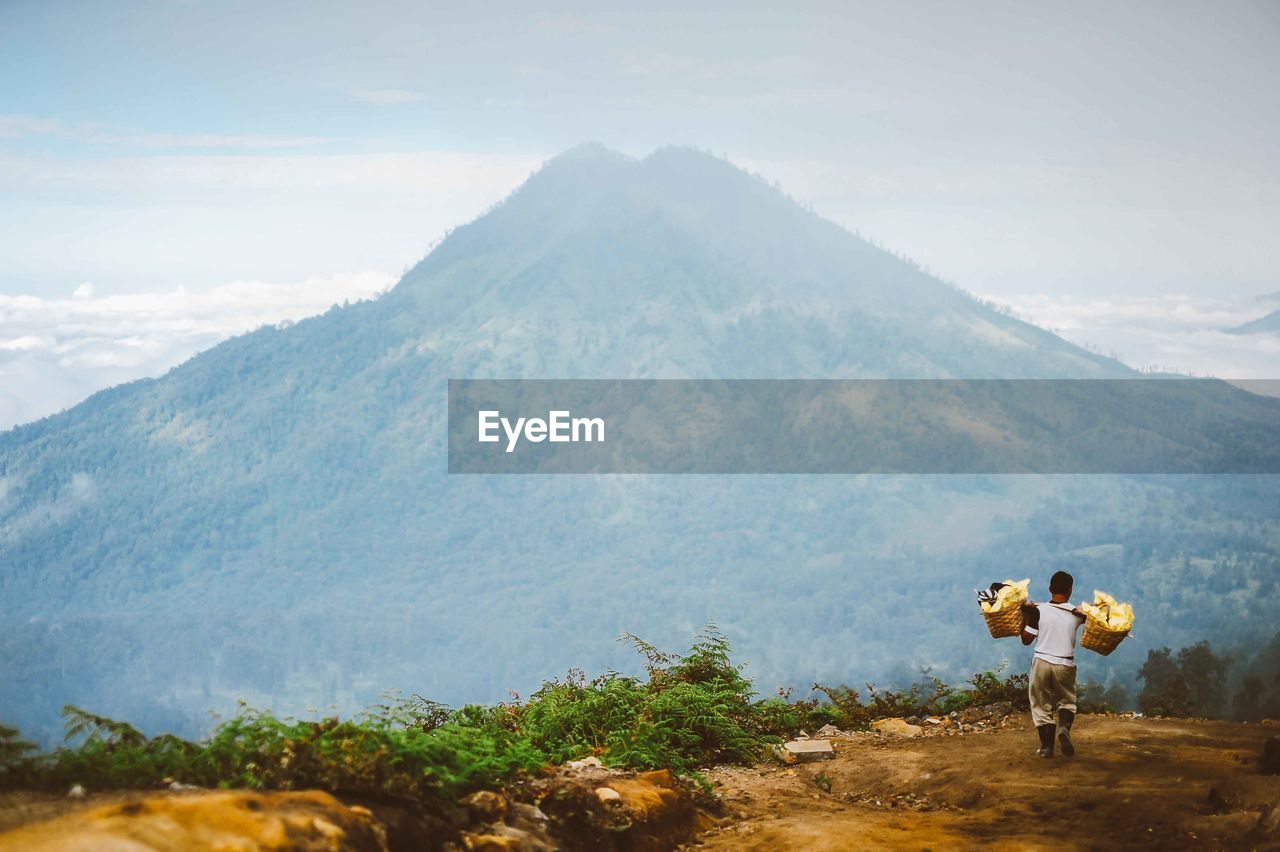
[697,715,1280,851]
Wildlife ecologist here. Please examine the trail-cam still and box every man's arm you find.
[1020,601,1039,645]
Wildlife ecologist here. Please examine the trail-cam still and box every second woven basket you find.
[1080,619,1129,656]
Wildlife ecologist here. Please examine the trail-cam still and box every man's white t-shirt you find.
[1027,602,1084,667]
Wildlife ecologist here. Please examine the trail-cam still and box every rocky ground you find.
[1,712,1277,850]
[699,712,1280,851]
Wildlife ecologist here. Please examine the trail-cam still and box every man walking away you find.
[1021,571,1086,758]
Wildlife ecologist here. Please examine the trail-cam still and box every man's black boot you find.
[1057,709,1076,758]
[1036,724,1055,757]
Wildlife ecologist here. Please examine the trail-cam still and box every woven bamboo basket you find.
[981,600,1026,639]
[1080,619,1129,656]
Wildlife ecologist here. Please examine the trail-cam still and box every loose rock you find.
[463,790,508,824]
[871,718,924,738]
[782,739,835,761]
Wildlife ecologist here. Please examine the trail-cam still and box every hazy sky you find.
[3,0,1277,298]
[1,1,1278,424]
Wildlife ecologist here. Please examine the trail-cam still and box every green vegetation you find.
[0,627,1030,804]
[789,663,1030,733]
[1130,633,1280,721]
[1137,641,1231,718]
[1077,680,1130,714]
[1233,632,1280,721]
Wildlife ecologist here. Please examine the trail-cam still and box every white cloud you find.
[0,335,56,352]
[352,88,425,105]
[0,115,61,137]
[980,292,1280,378]
[532,15,618,35]
[93,131,332,148]
[0,114,329,149]
[0,271,397,429]
[0,148,544,204]
[622,53,700,76]
[733,152,1279,208]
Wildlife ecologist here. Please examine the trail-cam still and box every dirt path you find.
[697,715,1279,851]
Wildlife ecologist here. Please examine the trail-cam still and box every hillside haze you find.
[2,145,1277,743]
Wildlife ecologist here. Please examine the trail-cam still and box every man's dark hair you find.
[1049,571,1074,596]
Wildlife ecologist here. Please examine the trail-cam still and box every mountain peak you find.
[550,141,630,163]
[531,142,633,181]
[530,143,741,191]
[541,142,730,168]
[641,145,731,167]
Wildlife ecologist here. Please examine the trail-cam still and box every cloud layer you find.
[0,272,395,428]
[0,114,331,149]
[981,292,1280,379]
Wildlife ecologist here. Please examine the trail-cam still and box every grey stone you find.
[783,739,835,761]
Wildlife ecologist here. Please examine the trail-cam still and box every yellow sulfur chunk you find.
[1081,589,1135,632]
[980,578,1030,613]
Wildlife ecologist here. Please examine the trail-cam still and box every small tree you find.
[0,724,37,785]
[1233,676,1265,722]
[1231,632,1280,721]
[1137,642,1230,718]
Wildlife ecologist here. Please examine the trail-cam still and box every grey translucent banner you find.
[447,379,1280,474]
